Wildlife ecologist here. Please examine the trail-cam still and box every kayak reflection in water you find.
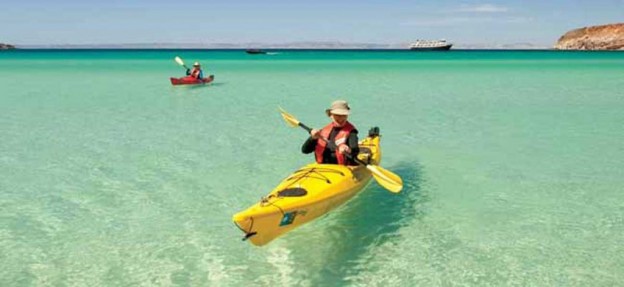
[186,62,204,79]
[301,100,360,165]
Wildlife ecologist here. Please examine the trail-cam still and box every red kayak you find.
[170,75,215,86]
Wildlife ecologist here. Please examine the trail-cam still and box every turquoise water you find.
[1,50,624,286]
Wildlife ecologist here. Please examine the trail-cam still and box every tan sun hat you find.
[325,100,351,116]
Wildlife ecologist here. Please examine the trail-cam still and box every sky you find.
[1,0,623,46]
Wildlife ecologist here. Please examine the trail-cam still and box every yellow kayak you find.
[233,132,381,246]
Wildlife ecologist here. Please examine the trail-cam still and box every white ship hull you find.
[409,44,452,51]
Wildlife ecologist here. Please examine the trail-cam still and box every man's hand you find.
[338,144,351,154]
[310,129,320,139]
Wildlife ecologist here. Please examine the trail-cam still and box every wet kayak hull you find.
[170,75,214,85]
[233,134,381,246]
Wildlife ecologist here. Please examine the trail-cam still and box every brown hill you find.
[554,23,624,50]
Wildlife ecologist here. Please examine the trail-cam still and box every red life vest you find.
[190,68,201,79]
[314,121,355,165]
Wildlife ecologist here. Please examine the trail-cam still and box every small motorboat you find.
[245,49,267,55]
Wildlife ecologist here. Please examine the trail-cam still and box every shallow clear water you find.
[1,50,624,286]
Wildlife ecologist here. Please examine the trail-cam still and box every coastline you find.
[10,42,551,50]
[6,48,624,52]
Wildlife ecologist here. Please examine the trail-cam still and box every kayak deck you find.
[233,133,381,246]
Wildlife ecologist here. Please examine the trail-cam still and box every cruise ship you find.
[409,39,452,51]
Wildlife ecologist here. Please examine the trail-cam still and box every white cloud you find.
[401,4,528,27]
[401,16,531,27]
[456,4,509,13]
[402,17,472,27]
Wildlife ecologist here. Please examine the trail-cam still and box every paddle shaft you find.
[298,122,368,166]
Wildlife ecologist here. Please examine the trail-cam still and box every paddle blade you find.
[174,56,185,66]
[278,107,300,128]
[367,165,403,193]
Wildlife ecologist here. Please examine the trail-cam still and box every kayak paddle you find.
[279,107,403,193]
[174,56,190,70]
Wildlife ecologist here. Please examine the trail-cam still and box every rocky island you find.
[1,43,16,50]
[554,23,624,50]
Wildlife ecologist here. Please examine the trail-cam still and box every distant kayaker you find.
[301,100,359,165]
[186,62,204,79]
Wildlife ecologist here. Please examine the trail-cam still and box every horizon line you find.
[8,41,552,49]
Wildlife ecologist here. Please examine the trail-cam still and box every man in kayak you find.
[301,100,359,165]
[186,62,204,79]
